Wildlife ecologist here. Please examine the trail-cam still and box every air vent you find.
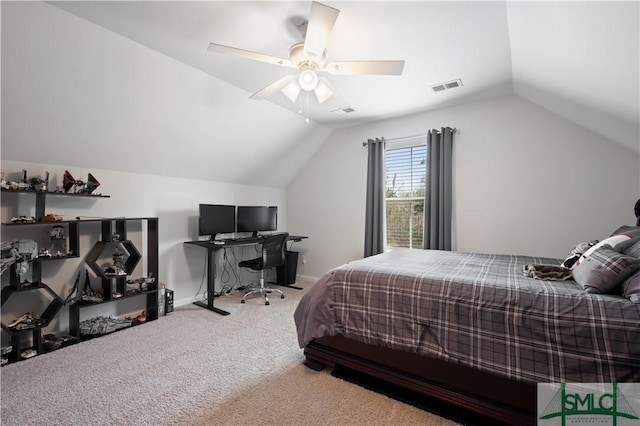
[332,106,355,115]
[429,79,463,93]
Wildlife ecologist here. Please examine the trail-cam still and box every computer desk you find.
[183,235,308,315]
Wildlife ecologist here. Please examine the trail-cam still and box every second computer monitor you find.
[236,206,277,236]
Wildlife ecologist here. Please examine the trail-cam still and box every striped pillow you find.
[571,245,640,294]
[621,271,640,302]
[573,234,633,268]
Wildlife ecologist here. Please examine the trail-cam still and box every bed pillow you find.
[610,225,640,237]
[618,236,640,259]
[560,240,598,268]
[571,245,640,294]
[621,271,640,302]
[573,234,634,268]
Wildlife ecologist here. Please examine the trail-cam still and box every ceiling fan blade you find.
[324,60,405,75]
[207,43,293,68]
[303,2,339,62]
[250,75,297,100]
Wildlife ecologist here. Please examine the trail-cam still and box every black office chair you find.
[238,232,289,305]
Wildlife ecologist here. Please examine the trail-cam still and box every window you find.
[385,144,426,249]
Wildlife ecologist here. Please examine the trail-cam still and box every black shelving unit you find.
[1,188,159,362]
[68,217,159,341]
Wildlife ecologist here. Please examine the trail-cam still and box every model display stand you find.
[69,217,159,341]
[1,187,159,363]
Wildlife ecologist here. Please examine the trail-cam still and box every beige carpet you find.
[1,279,459,425]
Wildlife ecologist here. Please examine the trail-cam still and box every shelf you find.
[0,282,64,335]
[2,217,155,226]
[1,188,110,198]
[72,288,157,308]
[84,240,142,280]
[1,187,159,363]
[1,188,110,224]
[0,196,159,362]
[37,254,79,262]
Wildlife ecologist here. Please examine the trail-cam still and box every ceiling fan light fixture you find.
[313,80,333,104]
[299,69,319,91]
[281,80,302,102]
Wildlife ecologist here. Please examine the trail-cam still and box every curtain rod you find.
[362,127,457,146]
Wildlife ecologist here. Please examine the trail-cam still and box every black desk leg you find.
[193,249,230,316]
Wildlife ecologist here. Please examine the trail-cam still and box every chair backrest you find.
[261,232,289,269]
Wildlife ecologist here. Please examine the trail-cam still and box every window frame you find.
[384,136,427,250]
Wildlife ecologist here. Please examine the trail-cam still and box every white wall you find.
[1,2,299,341]
[287,95,640,278]
[1,1,330,188]
[1,160,286,335]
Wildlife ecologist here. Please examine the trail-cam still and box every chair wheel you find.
[241,300,245,304]
[265,301,270,305]
[280,295,285,299]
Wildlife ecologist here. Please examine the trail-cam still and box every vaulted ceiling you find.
[48,1,639,151]
[2,1,638,187]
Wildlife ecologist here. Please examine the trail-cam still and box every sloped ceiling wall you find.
[508,1,639,153]
[1,1,638,189]
[1,1,332,188]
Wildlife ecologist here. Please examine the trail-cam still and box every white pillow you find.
[573,234,633,268]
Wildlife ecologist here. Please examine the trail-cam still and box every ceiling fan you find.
[207,1,405,107]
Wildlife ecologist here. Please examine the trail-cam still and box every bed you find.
[294,229,640,425]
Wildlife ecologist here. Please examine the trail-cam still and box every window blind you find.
[385,144,426,249]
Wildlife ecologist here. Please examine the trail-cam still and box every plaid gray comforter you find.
[294,249,640,384]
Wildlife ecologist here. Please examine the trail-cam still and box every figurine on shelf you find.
[77,173,100,195]
[79,316,132,336]
[44,214,64,222]
[1,239,37,280]
[70,270,103,304]
[104,249,127,276]
[62,170,77,193]
[62,170,101,195]
[126,310,147,325]
[1,171,30,190]
[25,170,49,191]
[126,274,155,293]
[10,216,36,224]
[48,225,67,257]
[7,313,44,330]
[1,242,20,276]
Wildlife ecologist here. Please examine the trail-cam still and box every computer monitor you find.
[236,206,277,237]
[198,204,236,241]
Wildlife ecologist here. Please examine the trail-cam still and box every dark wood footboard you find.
[304,335,536,425]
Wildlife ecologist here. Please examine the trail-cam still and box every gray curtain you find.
[364,137,385,257]
[423,127,453,250]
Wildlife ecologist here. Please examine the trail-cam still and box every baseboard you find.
[173,274,319,309]
[297,274,320,282]
[175,295,199,308]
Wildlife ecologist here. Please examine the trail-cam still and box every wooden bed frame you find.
[303,335,536,425]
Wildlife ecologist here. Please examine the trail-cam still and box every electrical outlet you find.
[301,255,307,264]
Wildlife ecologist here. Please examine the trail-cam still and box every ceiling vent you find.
[332,106,355,115]
[430,79,463,93]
